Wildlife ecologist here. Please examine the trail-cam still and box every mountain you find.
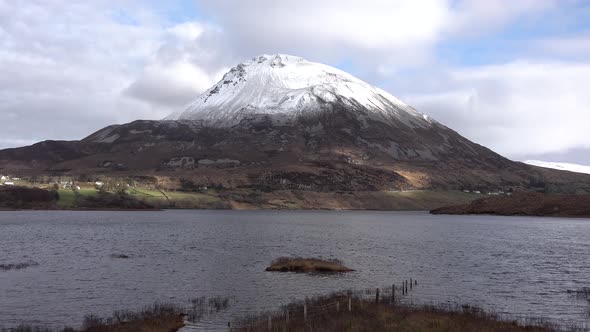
[1,54,589,209]
[524,160,590,175]
[165,54,433,129]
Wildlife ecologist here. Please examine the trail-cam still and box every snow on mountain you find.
[165,54,434,128]
[524,160,590,175]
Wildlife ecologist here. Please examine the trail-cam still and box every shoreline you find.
[0,207,590,219]
[431,192,590,219]
[2,205,590,217]
[0,207,451,213]
[0,207,164,212]
[431,210,590,219]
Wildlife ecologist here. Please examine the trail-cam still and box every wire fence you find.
[181,280,590,332]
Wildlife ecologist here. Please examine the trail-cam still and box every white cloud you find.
[444,0,557,37]
[197,0,452,72]
[404,61,590,158]
[167,22,204,41]
[195,0,559,74]
[533,33,590,58]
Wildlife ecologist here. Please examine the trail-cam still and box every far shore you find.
[431,192,590,218]
[0,207,163,212]
[0,184,484,211]
[5,184,590,217]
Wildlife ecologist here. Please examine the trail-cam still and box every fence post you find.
[304,304,307,321]
[336,301,340,312]
[410,278,413,290]
[375,288,380,304]
[405,280,408,294]
[392,284,395,304]
[227,321,231,332]
[286,309,289,325]
[348,296,352,311]
[268,315,272,330]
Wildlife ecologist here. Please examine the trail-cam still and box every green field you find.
[54,186,224,209]
[56,189,76,207]
[56,188,98,207]
[52,185,478,210]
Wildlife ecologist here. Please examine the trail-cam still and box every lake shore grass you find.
[2,303,185,332]
[265,257,354,272]
[235,292,559,332]
[79,303,184,332]
[4,292,575,332]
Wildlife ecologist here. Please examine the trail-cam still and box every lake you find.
[0,210,589,330]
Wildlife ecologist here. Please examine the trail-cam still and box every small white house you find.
[4,181,15,186]
[95,181,104,187]
[0,175,8,181]
[474,190,481,194]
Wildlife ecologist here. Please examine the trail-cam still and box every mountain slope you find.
[1,54,590,200]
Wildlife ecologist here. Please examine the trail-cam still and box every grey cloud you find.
[122,22,237,110]
[1,92,162,144]
[124,77,200,108]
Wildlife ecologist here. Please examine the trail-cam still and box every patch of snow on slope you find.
[524,160,590,175]
[98,134,120,144]
[164,54,434,128]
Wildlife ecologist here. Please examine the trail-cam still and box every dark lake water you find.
[0,210,589,330]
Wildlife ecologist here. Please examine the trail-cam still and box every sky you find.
[1,0,590,163]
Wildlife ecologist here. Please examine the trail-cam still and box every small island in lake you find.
[266,257,354,273]
[431,192,590,218]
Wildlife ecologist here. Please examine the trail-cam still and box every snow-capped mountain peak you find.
[164,54,433,128]
[524,160,590,175]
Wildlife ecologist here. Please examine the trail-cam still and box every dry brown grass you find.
[265,257,354,273]
[80,303,184,332]
[235,293,561,332]
[2,298,231,332]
